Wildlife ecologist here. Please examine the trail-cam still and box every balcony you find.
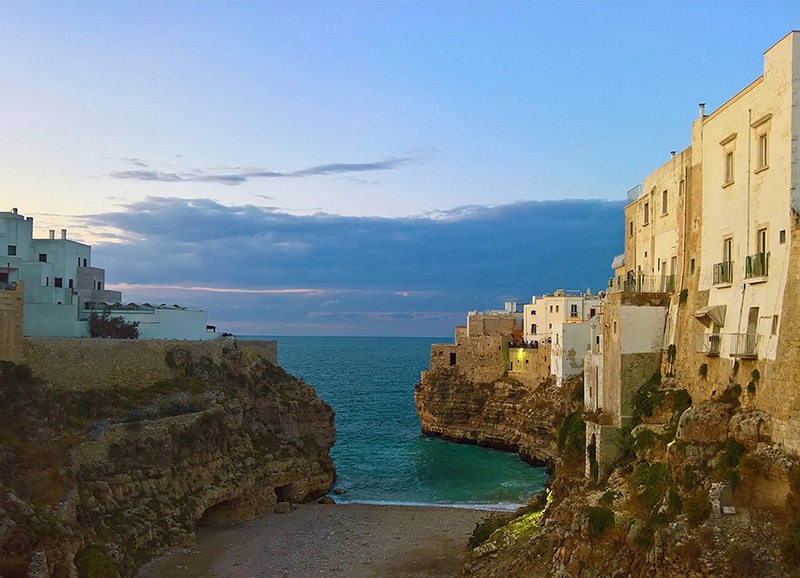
[712,261,733,285]
[696,333,722,357]
[744,252,769,280]
[695,332,759,359]
[608,274,675,294]
[626,184,643,203]
[730,333,759,359]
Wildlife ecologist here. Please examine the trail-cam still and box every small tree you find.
[88,310,139,339]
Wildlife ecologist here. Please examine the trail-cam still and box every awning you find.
[694,304,727,328]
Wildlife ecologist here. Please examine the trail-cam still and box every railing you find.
[696,333,722,357]
[0,281,18,291]
[608,274,675,294]
[730,333,759,358]
[745,252,769,279]
[626,184,643,204]
[696,333,759,358]
[712,261,733,285]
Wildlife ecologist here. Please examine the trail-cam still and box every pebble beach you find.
[139,502,488,578]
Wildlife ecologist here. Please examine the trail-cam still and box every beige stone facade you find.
[592,31,800,464]
[0,281,24,362]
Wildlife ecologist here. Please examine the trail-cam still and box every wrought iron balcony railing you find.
[696,332,759,359]
[608,274,675,294]
[745,252,769,279]
[712,261,733,285]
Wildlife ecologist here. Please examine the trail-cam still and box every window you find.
[531,324,537,334]
[679,179,686,197]
[662,190,668,215]
[643,202,650,225]
[780,230,787,244]
[724,151,734,185]
[720,133,737,186]
[757,133,768,170]
[757,227,768,255]
[629,221,633,237]
[45,276,49,286]
[772,315,779,335]
[39,253,47,263]
[570,304,578,317]
[690,258,696,275]
[83,258,87,267]
[68,279,74,289]
[724,237,733,263]
[555,305,559,313]
[590,308,596,317]
[549,305,553,313]
[54,277,63,288]
[7,245,16,256]
[449,352,456,366]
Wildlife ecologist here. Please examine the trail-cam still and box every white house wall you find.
[620,305,668,354]
[698,32,797,362]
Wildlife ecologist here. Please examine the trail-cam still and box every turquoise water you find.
[256,336,548,510]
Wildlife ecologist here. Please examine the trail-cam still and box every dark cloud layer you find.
[89,197,624,336]
[109,158,413,185]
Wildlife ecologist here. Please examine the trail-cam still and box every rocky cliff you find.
[0,344,335,578]
[415,367,580,468]
[457,377,800,578]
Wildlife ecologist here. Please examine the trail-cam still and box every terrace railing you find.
[608,274,675,294]
[712,261,733,285]
[745,252,769,279]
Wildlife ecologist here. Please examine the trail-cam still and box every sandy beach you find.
[139,503,489,578]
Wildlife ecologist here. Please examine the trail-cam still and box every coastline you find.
[139,502,488,578]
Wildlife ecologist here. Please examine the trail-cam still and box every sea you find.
[256,335,548,510]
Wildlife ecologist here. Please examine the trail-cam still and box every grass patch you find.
[587,506,615,538]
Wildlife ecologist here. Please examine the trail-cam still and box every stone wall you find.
[0,282,24,362]
[22,337,277,390]
[507,345,550,387]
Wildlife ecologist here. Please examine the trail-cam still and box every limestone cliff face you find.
[415,367,578,467]
[0,344,335,578]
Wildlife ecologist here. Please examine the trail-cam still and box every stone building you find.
[588,30,800,476]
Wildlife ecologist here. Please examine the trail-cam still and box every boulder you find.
[676,402,730,443]
[730,410,772,450]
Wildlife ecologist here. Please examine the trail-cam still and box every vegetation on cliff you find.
[455,370,800,577]
[0,345,336,578]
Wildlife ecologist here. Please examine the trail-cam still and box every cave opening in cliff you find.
[198,499,238,527]
[275,483,297,503]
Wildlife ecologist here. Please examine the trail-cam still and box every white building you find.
[0,208,217,340]
[522,289,601,345]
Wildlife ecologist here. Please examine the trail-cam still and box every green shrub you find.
[587,506,615,538]
[670,389,692,418]
[468,512,514,549]
[631,462,668,512]
[684,489,711,526]
[88,310,139,339]
[557,410,586,457]
[678,289,688,304]
[747,380,757,396]
[631,371,664,422]
[698,363,708,379]
[74,545,118,578]
[715,437,745,487]
[732,360,739,376]
[666,344,677,366]
[599,490,620,507]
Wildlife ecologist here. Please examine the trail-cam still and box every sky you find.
[1,1,798,336]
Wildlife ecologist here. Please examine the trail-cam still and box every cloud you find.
[87,197,625,335]
[108,157,415,185]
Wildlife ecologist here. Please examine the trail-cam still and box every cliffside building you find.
[0,208,216,341]
[588,30,800,477]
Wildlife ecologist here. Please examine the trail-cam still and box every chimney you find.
[699,103,706,118]
[11,208,17,215]
[61,229,67,240]
[670,150,676,157]
[49,230,55,239]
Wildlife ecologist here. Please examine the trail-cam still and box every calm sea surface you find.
[253,336,548,510]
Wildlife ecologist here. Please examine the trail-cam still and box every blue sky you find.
[1,1,797,335]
